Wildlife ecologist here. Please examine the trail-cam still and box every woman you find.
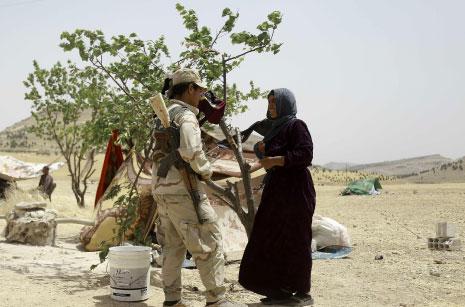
[238,88,316,305]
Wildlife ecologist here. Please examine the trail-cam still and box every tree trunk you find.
[65,150,95,208]
[77,193,85,208]
[71,181,85,208]
[237,212,254,239]
[209,56,257,238]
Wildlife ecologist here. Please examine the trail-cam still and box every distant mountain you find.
[0,114,53,153]
[400,157,465,183]
[323,155,453,176]
[323,162,358,171]
[0,114,459,181]
[0,110,92,154]
[348,154,452,176]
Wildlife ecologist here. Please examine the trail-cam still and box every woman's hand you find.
[254,141,266,159]
[260,156,285,170]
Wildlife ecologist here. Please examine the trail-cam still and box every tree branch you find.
[212,193,235,211]
[205,179,235,203]
[90,57,136,102]
[224,28,276,63]
[211,25,226,49]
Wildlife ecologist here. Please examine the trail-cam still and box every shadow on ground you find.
[28,273,110,295]
[93,294,149,306]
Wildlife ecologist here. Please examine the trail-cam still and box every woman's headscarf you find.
[262,88,297,143]
[228,88,297,157]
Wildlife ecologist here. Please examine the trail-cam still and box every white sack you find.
[312,214,351,250]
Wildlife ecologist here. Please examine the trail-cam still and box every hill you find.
[323,162,358,171]
[346,154,452,176]
[1,113,461,184]
[0,114,53,153]
[400,157,465,183]
[0,110,92,154]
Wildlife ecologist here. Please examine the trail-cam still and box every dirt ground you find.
[1,162,465,306]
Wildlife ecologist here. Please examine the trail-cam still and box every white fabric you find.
[369,185,381,195]
[0,156,64,181]
[312,214,351,250]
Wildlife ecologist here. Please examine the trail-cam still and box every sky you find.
[1,0,464,165]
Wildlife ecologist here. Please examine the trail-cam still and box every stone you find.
[375,254,384,260]
[429,269,440,277]
[15,201,47,210]
[4,205,57,246]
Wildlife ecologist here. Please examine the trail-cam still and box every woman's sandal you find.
[260,297,295,305]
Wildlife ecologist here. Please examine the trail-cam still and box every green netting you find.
[340,178,382,195]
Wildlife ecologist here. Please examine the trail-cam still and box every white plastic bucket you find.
[108,246,152,301]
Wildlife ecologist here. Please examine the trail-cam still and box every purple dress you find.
[238,118,316,297]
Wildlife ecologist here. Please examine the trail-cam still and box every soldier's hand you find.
[198,173,211,181]
[256,141,265,153]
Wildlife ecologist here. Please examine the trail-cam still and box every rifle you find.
[175,156,209,224]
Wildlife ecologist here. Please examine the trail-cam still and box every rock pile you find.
[4,201,57,246]
[427,222,461,251]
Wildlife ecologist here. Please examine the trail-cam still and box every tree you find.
[58,4,282,236]
[59,30,170,155]
[173,4,282,236]
[24,61,112,207]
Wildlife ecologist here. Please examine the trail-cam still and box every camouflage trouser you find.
[153,193,226,303]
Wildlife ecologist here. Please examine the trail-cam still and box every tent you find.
[80,151,155,251]
[82,127,352,260]
[80,128,265,254]
[80,153,263,254]
[340,178,382,195]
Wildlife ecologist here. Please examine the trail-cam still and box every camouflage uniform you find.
[152,98,226,303]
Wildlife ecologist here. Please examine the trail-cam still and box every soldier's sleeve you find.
[178,112,213,178]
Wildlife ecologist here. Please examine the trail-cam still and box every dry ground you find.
[1,152,465,306]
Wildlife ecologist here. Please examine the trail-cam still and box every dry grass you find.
[311,166,394,185]
[0,186,46,215]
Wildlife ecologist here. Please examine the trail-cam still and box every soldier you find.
[151,68,234,307]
